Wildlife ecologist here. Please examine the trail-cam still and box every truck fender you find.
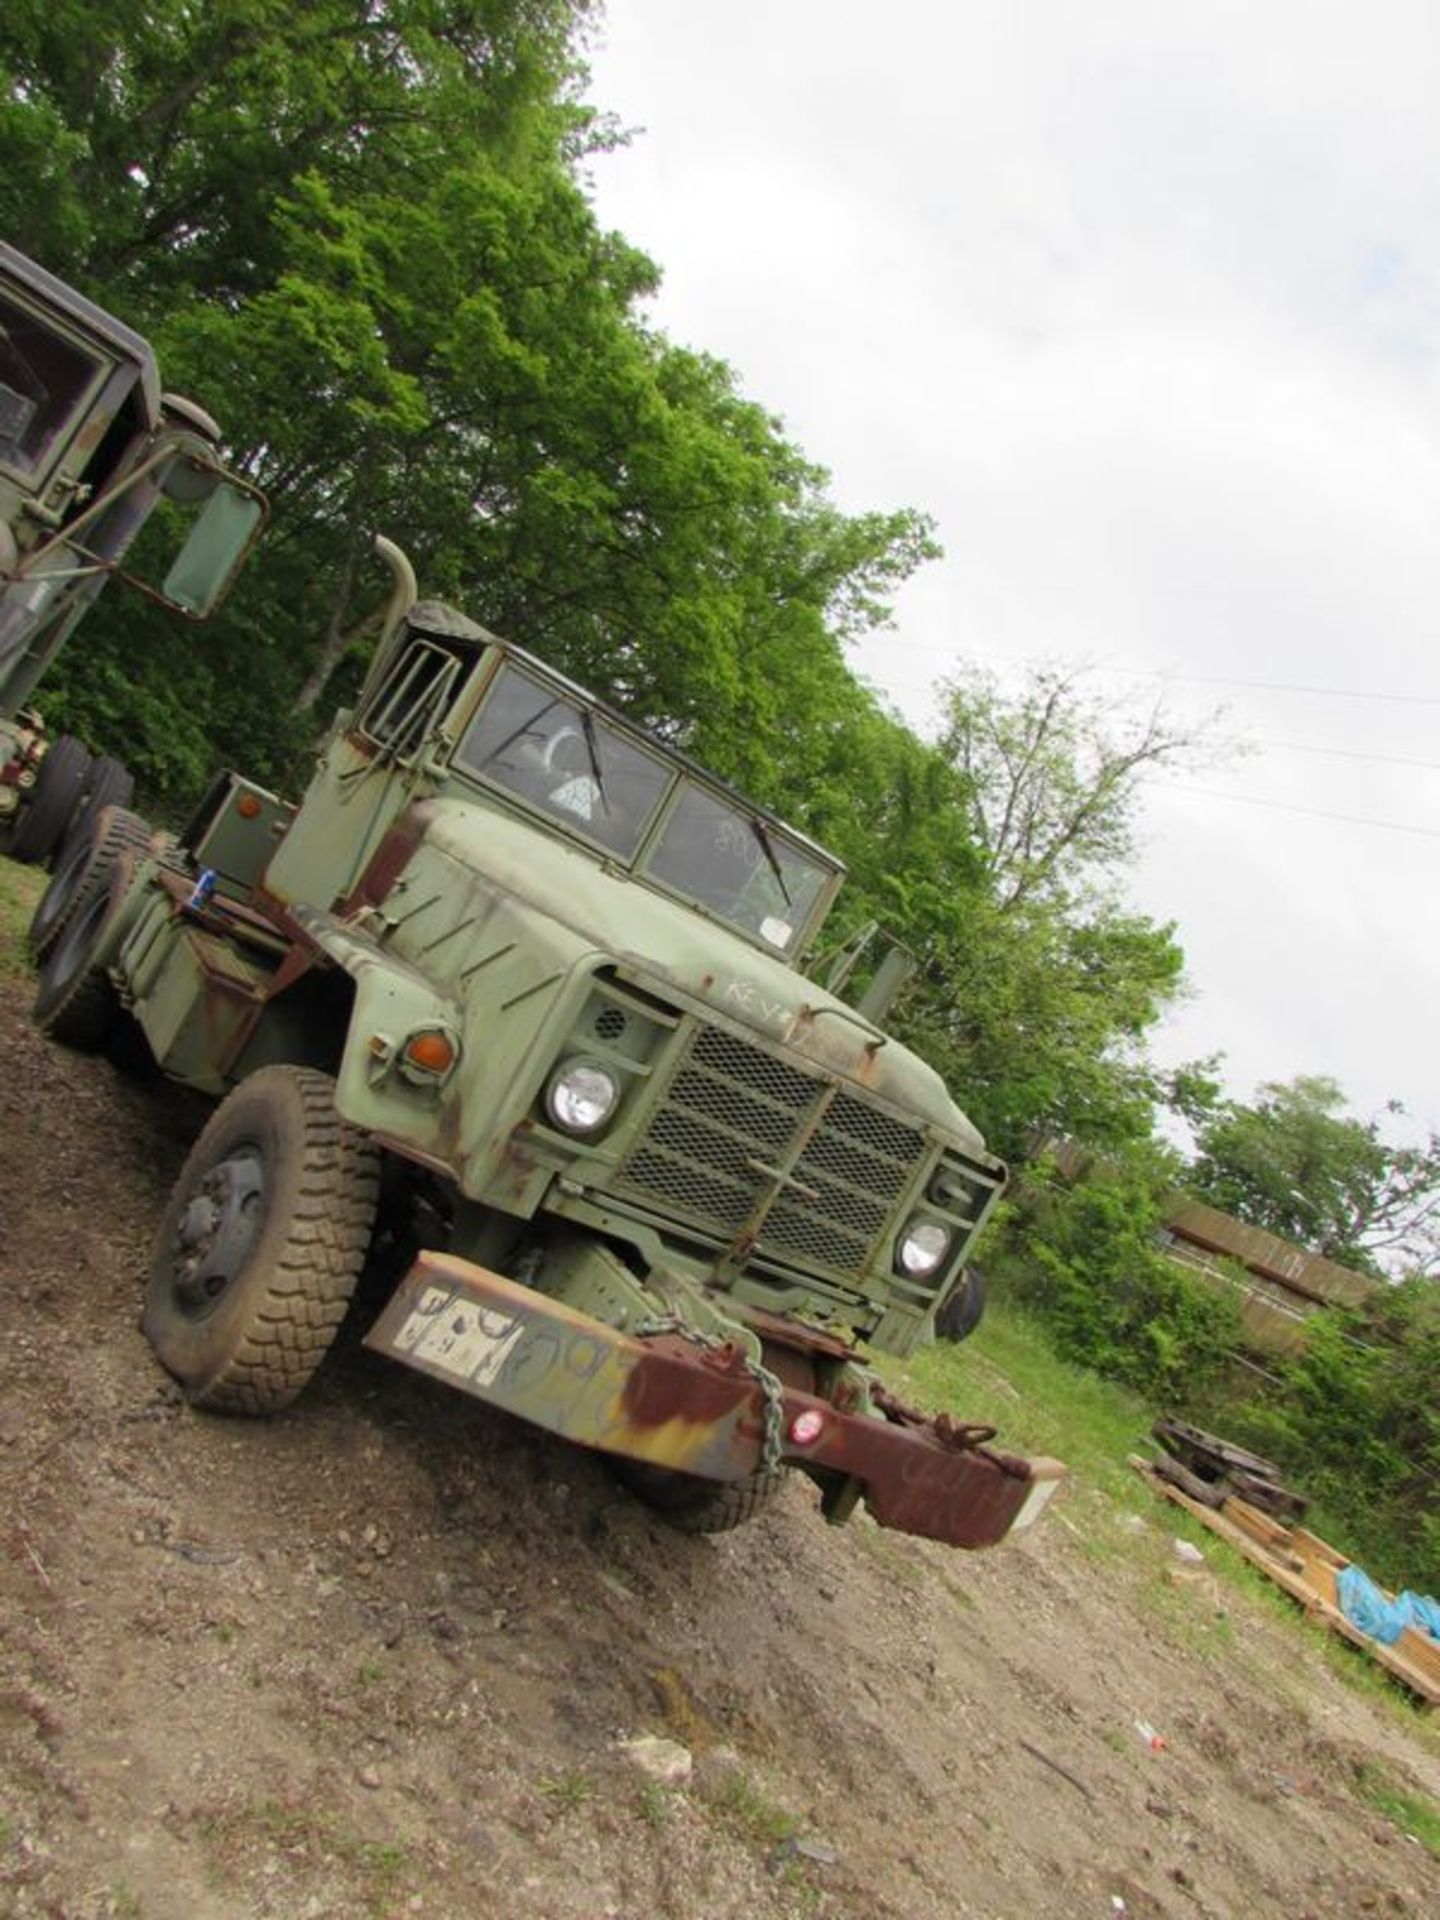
[291,906,464,1151]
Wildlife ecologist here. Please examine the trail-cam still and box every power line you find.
[1261,739,1440,774]
[885,642,1440,708]
[1094,664,1440,707]
[1155,781,1440,840]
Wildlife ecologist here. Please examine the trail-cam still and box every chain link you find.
[634,1315,786,1478]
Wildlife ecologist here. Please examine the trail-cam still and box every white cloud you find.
[587,0,1440,1135]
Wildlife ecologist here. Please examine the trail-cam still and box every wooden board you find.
[1128,1456,1439,1712]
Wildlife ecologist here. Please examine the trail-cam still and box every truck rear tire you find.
[10,734,91,863]
[31,861,131,1048]
[28,804,153,962]
[54,754,135,870]
[618,1461,786,1534]
[142,1066,380,1415]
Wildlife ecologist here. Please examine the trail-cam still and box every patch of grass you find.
[635,1781,671,1828]
[1138,1570,1236,1662]
[108,1887,143,1919]
[0,855,43,982]
[356,1658,385,1687]
[200,1797,414,1916]
[537,1769,596,1810]
[890,1298,1440,1748]
[896,1298,1155,1504]
[708,1768,798,1848]
[1357,1763,1440,1860]
[0,1812,14,1850]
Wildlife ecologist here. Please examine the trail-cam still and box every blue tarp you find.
[1335,1565,1440,1647]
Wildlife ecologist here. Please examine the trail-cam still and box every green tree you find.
[1189,1076,1440,1275]
[1229,1278,1440,1591]
[5,1,937,816]
[864,664,1217,1160]
[936,662,1223,911]
[1001,1146,1242,1398]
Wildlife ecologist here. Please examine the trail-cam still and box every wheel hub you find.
[171,1149,264,1315]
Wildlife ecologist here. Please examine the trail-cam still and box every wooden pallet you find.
[1129,1456,1440,1712]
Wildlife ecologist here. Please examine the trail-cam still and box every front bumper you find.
[366,1251,1064,1550]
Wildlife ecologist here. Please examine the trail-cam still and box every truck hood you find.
[417,796,987,1154]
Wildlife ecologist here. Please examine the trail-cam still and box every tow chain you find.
[633,1315,786,1477]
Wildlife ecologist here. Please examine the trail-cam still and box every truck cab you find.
[1,245,264,853]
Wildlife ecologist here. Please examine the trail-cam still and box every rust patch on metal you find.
[366,1251,1060,1548]
[339,800,435,914]
[757,1339,816,1395]
[620,1337,756,1431]
[735,1301,856,1363]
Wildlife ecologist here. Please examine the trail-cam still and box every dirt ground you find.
[2,925,1439,1920]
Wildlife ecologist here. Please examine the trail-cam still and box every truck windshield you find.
[456,661,671,859]
[643,780,831,954]
[456,658,837,953]
[0,290,104,475]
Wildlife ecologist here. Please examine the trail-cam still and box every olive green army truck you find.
[1,243,264,861]
[31,540,1063,1546]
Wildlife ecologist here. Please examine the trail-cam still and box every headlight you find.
[896,1217,953,1278]
[545,1059,620,1134]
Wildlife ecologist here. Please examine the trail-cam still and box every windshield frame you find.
[446,646,844,958]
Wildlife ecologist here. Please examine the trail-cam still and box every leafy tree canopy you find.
[3,0,934,814]
[1188,1076,1440,1276]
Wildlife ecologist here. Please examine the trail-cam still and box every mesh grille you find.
[610,1023,928,1285]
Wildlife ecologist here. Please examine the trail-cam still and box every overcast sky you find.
[583,1,1440,1147]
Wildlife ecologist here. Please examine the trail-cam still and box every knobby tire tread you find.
[176,1068,379,1415]
[624,1463,787,1535]
[29,806,152,960]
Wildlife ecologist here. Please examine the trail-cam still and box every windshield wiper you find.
[580,709,611,814]
[480,697,560,769]
[748,816,792,907]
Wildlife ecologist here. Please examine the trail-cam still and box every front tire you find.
[618,1461,786,1534]
[934,1267,986,1343]
[142,1066,380,1414]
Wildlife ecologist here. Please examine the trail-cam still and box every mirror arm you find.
[14,437,219,573]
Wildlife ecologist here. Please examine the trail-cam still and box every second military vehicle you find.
[1,243,264,862]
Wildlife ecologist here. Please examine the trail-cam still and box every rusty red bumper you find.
[365,1252,1064,1550]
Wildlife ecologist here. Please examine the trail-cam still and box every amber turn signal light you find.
[403,1030,456,1074]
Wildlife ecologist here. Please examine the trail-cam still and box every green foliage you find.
[893,892,1185,1160]
[869,662,1209,1160]
[1356,1762,1440,1862]
[937,662,1221,912]
[1189,1075,1440,1274]
[5,0,939,843]
[1001,1153,1242,1399]
[1222,1278,1440,1593]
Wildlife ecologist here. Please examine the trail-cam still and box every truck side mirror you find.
[158,479,265,617]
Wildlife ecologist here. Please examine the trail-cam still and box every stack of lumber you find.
[1130,1455,1440,1712]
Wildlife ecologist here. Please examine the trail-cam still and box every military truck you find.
[1,243,264,861]
[31,539,1062,1547]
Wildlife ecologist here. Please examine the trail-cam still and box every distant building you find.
[1158,1198,1378,1358]
[1036,1137,1380,1359]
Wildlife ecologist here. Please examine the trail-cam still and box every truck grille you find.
[611,1025,928,1283]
